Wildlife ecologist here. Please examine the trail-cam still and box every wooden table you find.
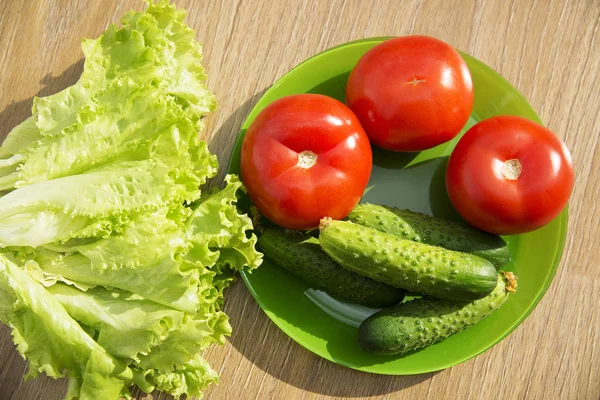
[1,0,599,399]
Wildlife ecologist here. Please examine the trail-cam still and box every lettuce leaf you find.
[34,176,262,313]
[138,353,220,398]
[0,255,133,399]
[0,161,187,248]
[0,117,41,159]
[0,0,216,191]
[45,282,229,399]
[186,175,262,273]
[38,252,202,314]
[48,283,186,362]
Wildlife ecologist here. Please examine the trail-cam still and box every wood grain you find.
[1,0,599,399]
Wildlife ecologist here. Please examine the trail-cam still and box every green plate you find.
[227,37,567,374]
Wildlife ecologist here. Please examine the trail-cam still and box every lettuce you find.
[0,1,262,399]
[48,283,187,362]
[0,161,184,248]
[0,0,216,191]
[0,254,134,400]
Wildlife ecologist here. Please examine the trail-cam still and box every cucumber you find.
[347,204,510,269]
[358,272,517,355]
[319,218,498,300]
[258,228,405,308]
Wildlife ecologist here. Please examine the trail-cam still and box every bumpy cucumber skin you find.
[358,274,510,355]
[258,228,405,308]
[347,204,510,269]
[319,220,498,300]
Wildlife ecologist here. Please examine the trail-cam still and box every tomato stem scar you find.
[408,77,426,85]
[298,150,317,169]
[501,159,522,180]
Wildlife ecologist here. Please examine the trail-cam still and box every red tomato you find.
[346,35,474,152]
[446,115,574,235]
[241,94,372,230]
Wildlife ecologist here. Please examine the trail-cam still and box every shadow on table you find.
[0,59,84,141]
[225,280,436,398]
[205,88,268,190]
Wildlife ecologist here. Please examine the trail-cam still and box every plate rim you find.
[226,37,568,375]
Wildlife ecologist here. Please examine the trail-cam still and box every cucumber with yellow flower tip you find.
[358,272,517,355]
